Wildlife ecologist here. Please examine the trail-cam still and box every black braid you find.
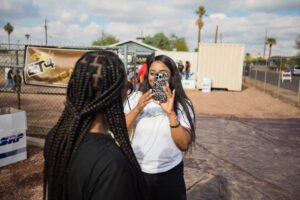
[44,50,148,200]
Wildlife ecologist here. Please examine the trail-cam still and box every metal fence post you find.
[243,63,245,83]
[254,68,258,87]
[297,78,300,107]
[249,66,252,86]
[264,67,267,92]
[123,44,128,68]
[277,56,282,99]
[133,48,137,91]
[277,70,281,99]
[16,50,21,109]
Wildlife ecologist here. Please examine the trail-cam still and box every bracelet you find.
[170,121,180,128]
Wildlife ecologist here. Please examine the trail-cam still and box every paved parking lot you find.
[185,115,300,200]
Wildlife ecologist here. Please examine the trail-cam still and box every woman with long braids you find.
[44,50,148,200]
[125,55,196,200]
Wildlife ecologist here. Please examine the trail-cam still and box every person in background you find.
[44,50,149,200]
[13,69,22,91]
[138,62,147,90]
[2,68,15,90]
[127,67,135,83]
[125,55,196,200]
[185,61,191,80]
[177,60,184,79]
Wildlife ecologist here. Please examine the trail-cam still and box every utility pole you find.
[101,29,104,40]
[263,30,267,59]
[45,19,48,45]
[214,25,219,43]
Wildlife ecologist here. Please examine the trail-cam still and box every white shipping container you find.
[197,43,245,91]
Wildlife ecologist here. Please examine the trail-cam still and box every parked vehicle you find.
[288,65,300,76]
[292,66,300,75]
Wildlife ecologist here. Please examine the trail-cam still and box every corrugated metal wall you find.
[197,43,245,91]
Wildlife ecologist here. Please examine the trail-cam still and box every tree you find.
[4,22,14,49]
[92,33,119,46]
[144,32,171,50]
[168,33,189,51]
[196,6,206,47]
[172,38,189,51]
[144,32,189,51]
[266,37,276,64]
[245,53,252,64]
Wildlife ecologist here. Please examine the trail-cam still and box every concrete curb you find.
[27,136,45,148]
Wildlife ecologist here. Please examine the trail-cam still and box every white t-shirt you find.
[124,92,193,174]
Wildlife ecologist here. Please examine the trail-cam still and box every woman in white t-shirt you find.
[125,55,195,200]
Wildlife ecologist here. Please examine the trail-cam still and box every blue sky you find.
[0,0,300,56]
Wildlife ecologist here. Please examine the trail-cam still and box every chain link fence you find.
[243,65,300,107]
[1,45,67,138]
[3,44,297,139]
[0,43,147,138]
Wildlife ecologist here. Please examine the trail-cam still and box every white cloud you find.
[244,0,300,12]
[61,11,74,23]
[79,14,89,23]
[195,0,300,13]
[46,21,102,45]
[0,0,39,19]
[210,13,228,20]
[0,0,300,56]
[200,12,300,55]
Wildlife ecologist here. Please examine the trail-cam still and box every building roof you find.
[109,39,161,51]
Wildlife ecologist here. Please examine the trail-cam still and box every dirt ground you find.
[188,86,300,118]
[0,85,299,200]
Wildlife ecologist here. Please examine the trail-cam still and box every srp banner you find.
[24,46,88,87]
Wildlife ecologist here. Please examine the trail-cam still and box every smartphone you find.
[152,72,168,103]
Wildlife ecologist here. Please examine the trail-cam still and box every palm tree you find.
[4,23,14,49]
[196,6,206,48]
[266,37,276,65]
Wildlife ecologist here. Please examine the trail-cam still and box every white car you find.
[291,66,300,76]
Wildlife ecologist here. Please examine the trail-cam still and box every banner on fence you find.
[24,46,88,87]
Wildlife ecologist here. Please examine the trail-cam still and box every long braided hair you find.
[141,55,196,146]
[44,50,148,200]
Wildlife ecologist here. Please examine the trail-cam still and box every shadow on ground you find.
[188,175,231,200]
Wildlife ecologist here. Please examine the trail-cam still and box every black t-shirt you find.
[45,132,141,200]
